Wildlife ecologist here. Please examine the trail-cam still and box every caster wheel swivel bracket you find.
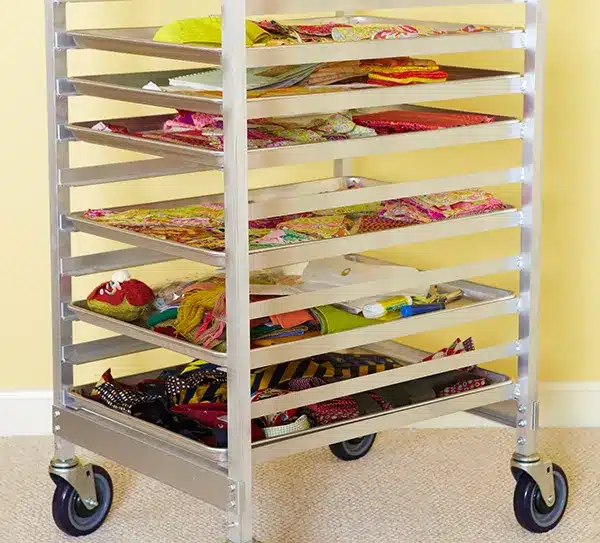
[511,453,555,508]
[49,456,98,511]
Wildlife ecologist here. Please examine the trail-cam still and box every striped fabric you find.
[176,353,402,405]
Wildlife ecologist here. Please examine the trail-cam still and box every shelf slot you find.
[70,67,523,118]
[68,280,518,369]
[68,205,521,271]
[67,108,523,169]
[62,336,156,365]
[250,296,518,368]
[59,159,212,187]
[252,377,513,463]
[68,22,524,67]
[252,341,518,417]
[62,248,176,277]
[248,210,521,271]
[250,256,520,319]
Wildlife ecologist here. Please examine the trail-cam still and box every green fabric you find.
[147,308,178,328]
[154,17,271,46]
[313,305,374,335]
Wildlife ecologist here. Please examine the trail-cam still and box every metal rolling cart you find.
[45,0,568,540]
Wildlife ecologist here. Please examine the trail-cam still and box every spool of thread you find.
[362,295,413,319]
[400,302,445,317]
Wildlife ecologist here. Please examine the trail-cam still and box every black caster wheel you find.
[51,465,113,537]
[513,463,568,533]
[329,434,376,461]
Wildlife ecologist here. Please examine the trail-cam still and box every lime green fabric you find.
[154,16,271,46]
[313,305,374,335]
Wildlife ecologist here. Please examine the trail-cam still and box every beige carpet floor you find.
[0,429,598,542]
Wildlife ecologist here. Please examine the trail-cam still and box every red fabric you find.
[153,326,179,338]
[369,69,448,81]
[294,23,352,36]
[304,392,391,426]
[352,110,495,134]
[171,403,264,444]
[87,279,154,306]
[358,215,416,233]
[438,377,487,397]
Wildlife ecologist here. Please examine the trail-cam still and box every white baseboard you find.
[2,383,599,437]
[0,390,53,436]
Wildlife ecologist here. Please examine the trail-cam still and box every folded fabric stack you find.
[380,189,508,223]
[162,57,448,102]
[303,57,448,87]
[362,58,448,86]
[351,109,495,133]
[88,339,490,447]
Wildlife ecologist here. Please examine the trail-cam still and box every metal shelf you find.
[68,279,517,369]
[67,19,524,67]
[69,67,522,118]
[253,370,513,463]
[63,342,513,467]
[69,207,521,270]
[68,106,522,169]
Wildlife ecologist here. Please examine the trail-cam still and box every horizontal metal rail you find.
[62,336,156,364]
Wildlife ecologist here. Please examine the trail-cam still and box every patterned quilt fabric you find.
[84,186,509,253]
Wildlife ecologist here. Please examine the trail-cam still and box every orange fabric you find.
[270,309,315,329]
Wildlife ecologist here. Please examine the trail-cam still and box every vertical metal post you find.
[221,0,253,541]
[516,0,547,458]
[46,0,75,461]
[333,12,352,180]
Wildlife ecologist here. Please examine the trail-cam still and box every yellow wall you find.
[0,0,596,390]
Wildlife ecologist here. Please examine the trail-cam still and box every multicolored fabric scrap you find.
[84,185,509,254]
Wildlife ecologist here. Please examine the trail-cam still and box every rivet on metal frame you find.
[518,419,527,428]
[517,437,526,446]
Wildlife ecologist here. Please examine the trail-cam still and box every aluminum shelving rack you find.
[45,0,569,541]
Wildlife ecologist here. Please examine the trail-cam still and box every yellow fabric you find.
[87,298,147,322]
[174,289,223,336]
[368,73,448,85]
[366,65,440,74]
[153,16,271,46]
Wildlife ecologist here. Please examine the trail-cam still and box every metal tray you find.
[68,105,522,170]
[67,17,524,67]
[68,278,518,369]
[67,174,522,270]
[70,207,521,271]
[69,66,523,118]
[67,340,513,466]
